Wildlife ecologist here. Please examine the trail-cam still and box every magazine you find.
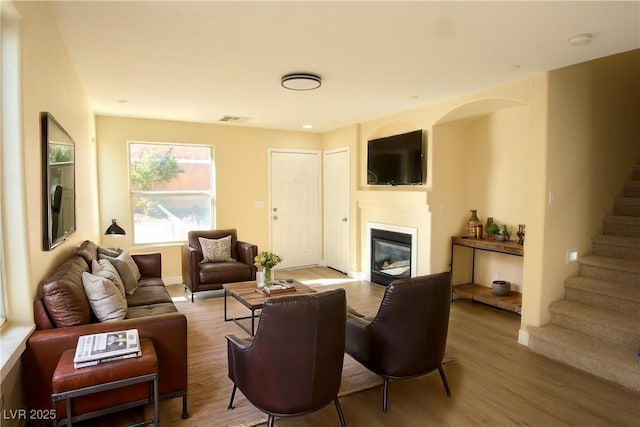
[73,329,141,364]
[74,350,141,369]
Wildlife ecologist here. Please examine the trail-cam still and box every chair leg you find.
[334,398,347,427]
[181,392,189,419]
[437,364,452,397]
[267,415,275,427]
[227,384,237,409]
[382,377,389,412]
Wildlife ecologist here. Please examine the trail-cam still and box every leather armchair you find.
[181,229,257,302]
[226,289,347,427]
[345,272,452,412]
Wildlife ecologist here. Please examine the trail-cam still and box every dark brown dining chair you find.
[226,289,347,427]
[345,272,452,412]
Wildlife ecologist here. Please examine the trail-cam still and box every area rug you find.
[143,288,386,427]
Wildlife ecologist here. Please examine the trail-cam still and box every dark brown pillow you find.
[42,256,92,327]
[73,240,99,266]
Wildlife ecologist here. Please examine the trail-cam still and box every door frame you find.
[267,148,322,265]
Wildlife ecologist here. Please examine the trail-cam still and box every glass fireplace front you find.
[370,228,412,286]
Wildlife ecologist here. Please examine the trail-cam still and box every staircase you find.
[528,167,640,392]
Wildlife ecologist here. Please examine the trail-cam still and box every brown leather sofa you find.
[181,229,257,301]
[22,240,188,423]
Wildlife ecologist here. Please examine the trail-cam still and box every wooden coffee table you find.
[223,280,316,336]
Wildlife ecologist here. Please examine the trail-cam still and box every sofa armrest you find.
[132,252,162,278]
[236,241,258,279]
[181,245,201,290]
[23,312,187,415]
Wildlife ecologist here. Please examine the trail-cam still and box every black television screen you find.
[367,129,424,185]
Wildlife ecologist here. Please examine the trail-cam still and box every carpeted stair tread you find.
[528,324,640,392]
[549,300,640,350]
[591,234,640,260]
[564,276,640,303]
[591,234,640,249]
[603,215,640,225]
[579,254,640,274]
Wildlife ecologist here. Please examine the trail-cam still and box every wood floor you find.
[82,267,640,426]
[270,268,640,427]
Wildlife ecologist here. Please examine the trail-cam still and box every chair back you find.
[187,229,238,260]
[368,272,451,378]
[238,289,346,415]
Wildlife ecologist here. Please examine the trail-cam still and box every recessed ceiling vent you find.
[219,115,250,123]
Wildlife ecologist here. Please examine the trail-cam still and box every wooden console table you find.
[450,236,523,314]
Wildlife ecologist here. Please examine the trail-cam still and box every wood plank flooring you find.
[79,267,640,426]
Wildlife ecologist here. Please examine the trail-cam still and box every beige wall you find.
[537,50,640,326]
[2,1,97,422]
[96,116,321,280]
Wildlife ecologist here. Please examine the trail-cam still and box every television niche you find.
[41,112,76,250]
[367,129,424,186]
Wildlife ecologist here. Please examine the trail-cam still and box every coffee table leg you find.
[224,289,229,321]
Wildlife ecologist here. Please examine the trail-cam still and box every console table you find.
[450,236,523,314]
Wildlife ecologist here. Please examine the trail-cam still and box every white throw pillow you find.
[98,250,141,295]
[81,271,127,322]
[92,259,126,297]
[199,236,235,263]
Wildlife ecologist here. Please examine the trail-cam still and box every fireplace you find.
[370,228,413,286]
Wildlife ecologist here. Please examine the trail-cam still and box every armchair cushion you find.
[199,235,235,263]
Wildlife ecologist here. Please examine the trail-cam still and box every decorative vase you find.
[517,224,525,245]
[492,280,511,296]
[263,267,273,286]
[467,210,480,238]
[256,271,265,288]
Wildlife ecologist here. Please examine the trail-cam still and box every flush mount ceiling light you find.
[568,33,593,46]
[281,73,322,91]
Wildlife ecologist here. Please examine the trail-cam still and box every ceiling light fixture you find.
[302,124,313,129]
[568,33,593,46]
[281,73,322,91]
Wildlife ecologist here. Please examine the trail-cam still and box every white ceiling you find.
[48,1,640,133]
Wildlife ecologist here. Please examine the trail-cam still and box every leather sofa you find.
[181,229,257,301]
[22,240,188,423]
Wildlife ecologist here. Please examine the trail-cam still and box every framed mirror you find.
[41,112,76,250]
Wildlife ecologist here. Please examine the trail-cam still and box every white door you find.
[270,150,321,269]
[323,148,350,273]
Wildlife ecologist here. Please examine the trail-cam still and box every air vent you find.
[219,115,250,123]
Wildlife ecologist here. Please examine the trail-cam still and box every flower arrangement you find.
[254,251,282,286]
[254,251,282,269]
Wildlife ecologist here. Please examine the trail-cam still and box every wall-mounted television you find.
[367,129,424,186]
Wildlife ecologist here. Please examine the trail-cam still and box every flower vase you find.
[263,267,273,286]
[256,271,265,288]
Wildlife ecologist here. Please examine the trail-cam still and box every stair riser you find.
[549,311,639,351]
[624,184,640,197]
[614,204,640,217]
[528,334,640,392]
[591,242,640,260]
[565,287,640,312]
[603,222,640,237]
[633,168,640,180]
[579,264,640,287]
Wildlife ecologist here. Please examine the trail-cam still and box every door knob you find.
[342,217,348,222]
[273,216,278,220]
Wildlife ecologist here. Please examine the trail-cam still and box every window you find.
[129,143,213,244]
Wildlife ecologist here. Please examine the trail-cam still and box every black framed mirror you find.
[41,112,76,250]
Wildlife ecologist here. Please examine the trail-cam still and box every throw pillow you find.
[98,246,122,257]
[92,259,126,298]
[199,236,235,263]
[81,271,127,322]
[98,250,141,295]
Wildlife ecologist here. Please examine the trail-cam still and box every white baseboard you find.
[518,329,530,346]
[163,276,183,286]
